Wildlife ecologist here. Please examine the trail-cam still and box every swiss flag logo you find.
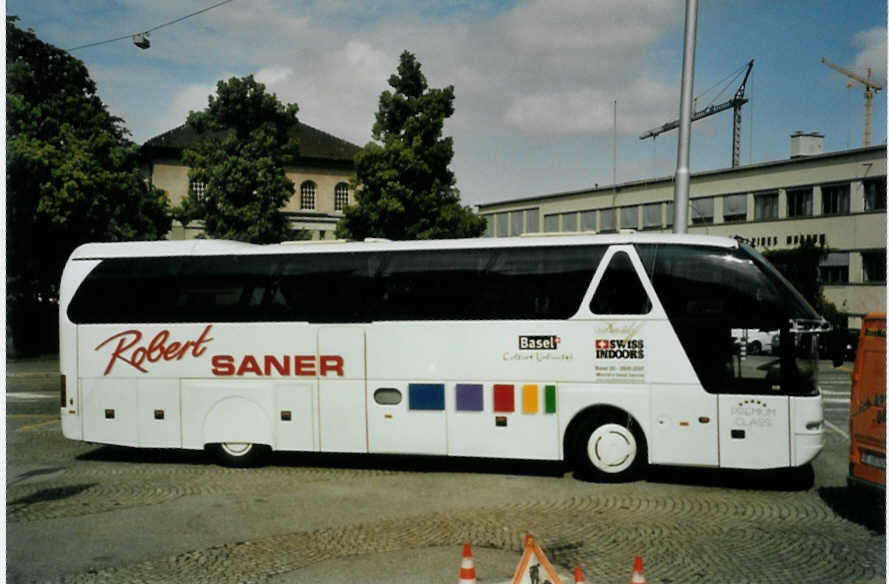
[595,339,610,350]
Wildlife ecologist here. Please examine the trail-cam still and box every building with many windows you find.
[141,121,362,240]
[478,138,886,329]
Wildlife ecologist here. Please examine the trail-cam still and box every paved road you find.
[6,358,885,583]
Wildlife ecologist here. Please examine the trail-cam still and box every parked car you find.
[731,328,776,355]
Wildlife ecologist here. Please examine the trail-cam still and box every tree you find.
[6,17,171,353]
[763,240,843,327]
[337,51,486,240]
[174,76,300,243]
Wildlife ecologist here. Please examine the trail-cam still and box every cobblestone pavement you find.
[6,365,886,584]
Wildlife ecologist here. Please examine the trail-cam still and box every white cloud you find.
[852,26,887,83]
[504,79,678,137]
[255,67,294,86]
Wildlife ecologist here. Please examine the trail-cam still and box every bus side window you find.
[590,251,652,315]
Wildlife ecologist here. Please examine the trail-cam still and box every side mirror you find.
[826,329,845,368]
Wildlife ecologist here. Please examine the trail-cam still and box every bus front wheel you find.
[208,442,269,467]
[573,412,646,482]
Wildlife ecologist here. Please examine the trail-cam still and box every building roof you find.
[477,144,887,210]
[141,120,363,166]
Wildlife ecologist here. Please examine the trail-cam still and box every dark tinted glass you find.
[637,244,820,396]
[590,252,651,315]
[69,245,605,324]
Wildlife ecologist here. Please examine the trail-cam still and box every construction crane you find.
[821,57,883,147]
[640,60,754,168]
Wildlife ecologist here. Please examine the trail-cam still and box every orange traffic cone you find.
[630,555,646,584]
[573,565,586,583]
[459,542,477,584]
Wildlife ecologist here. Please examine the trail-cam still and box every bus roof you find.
[68,233,739,259]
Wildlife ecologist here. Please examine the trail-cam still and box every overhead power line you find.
[67,0,235,52]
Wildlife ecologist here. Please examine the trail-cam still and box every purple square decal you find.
[456,384,483,411]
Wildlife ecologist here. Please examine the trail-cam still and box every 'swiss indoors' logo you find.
[518,335,561,350]
[595,338,645,359]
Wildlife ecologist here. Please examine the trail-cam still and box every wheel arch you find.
[202,396,273,449]
[563,404,648,465]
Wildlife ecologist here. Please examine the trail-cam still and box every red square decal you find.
[493,384,515,412]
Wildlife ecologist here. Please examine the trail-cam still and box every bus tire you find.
[573,411,646,482]
[208,442,269,467]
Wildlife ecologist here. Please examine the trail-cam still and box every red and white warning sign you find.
[511,534,564,584]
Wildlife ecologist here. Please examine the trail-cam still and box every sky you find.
[7,0,888,206]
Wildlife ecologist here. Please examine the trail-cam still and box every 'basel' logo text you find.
[519,335,561,350]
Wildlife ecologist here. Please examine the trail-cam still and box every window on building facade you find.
[821,184,850,215]
[862,250,887,282]
[525,208,540,233]
[620,206,638,230]
[511,211,524,235]
[581,210,596,232]
[754,192,778,221]
[864,178,887,211]
[496,212,509,236]
[665,201,674,227]
[483,216,493,237]
[190,181,206,201]
[599,208,616,232]
[786,188,813,217]
[819,252,849,284]
[300,181,316,210]
[642,203,661,229]
[543,214,559,233]
[334,182,350,211]
[690,197,714,225]
[561,212,578,232]
[723,194,747,222]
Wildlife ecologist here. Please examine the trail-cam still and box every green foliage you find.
[175,76,300,243]
[6,17,171,352]
[762,240,843,327]
[337,51,486,240]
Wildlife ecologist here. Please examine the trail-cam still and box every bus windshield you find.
[638,243,826,396]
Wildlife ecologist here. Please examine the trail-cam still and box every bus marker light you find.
[384,413,393,419]
[679,421,690,427]
[699,417,710,424]
[495,416,507,427]
[68,410,76,415]
[105,409,115,419]
[154,410,164,420]
[281,411,292,421]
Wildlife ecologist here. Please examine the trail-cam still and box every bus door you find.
[317,327,367,453]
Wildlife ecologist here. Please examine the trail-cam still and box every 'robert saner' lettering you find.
[519,335,561,350]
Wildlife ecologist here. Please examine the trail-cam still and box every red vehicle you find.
[848,312,886,493]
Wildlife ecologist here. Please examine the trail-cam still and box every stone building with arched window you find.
[141,121,362,240]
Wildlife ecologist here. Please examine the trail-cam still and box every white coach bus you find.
[59,234,828,480]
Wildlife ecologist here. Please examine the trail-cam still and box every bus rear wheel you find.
[573,412,646,482]
[209,442,269,467]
